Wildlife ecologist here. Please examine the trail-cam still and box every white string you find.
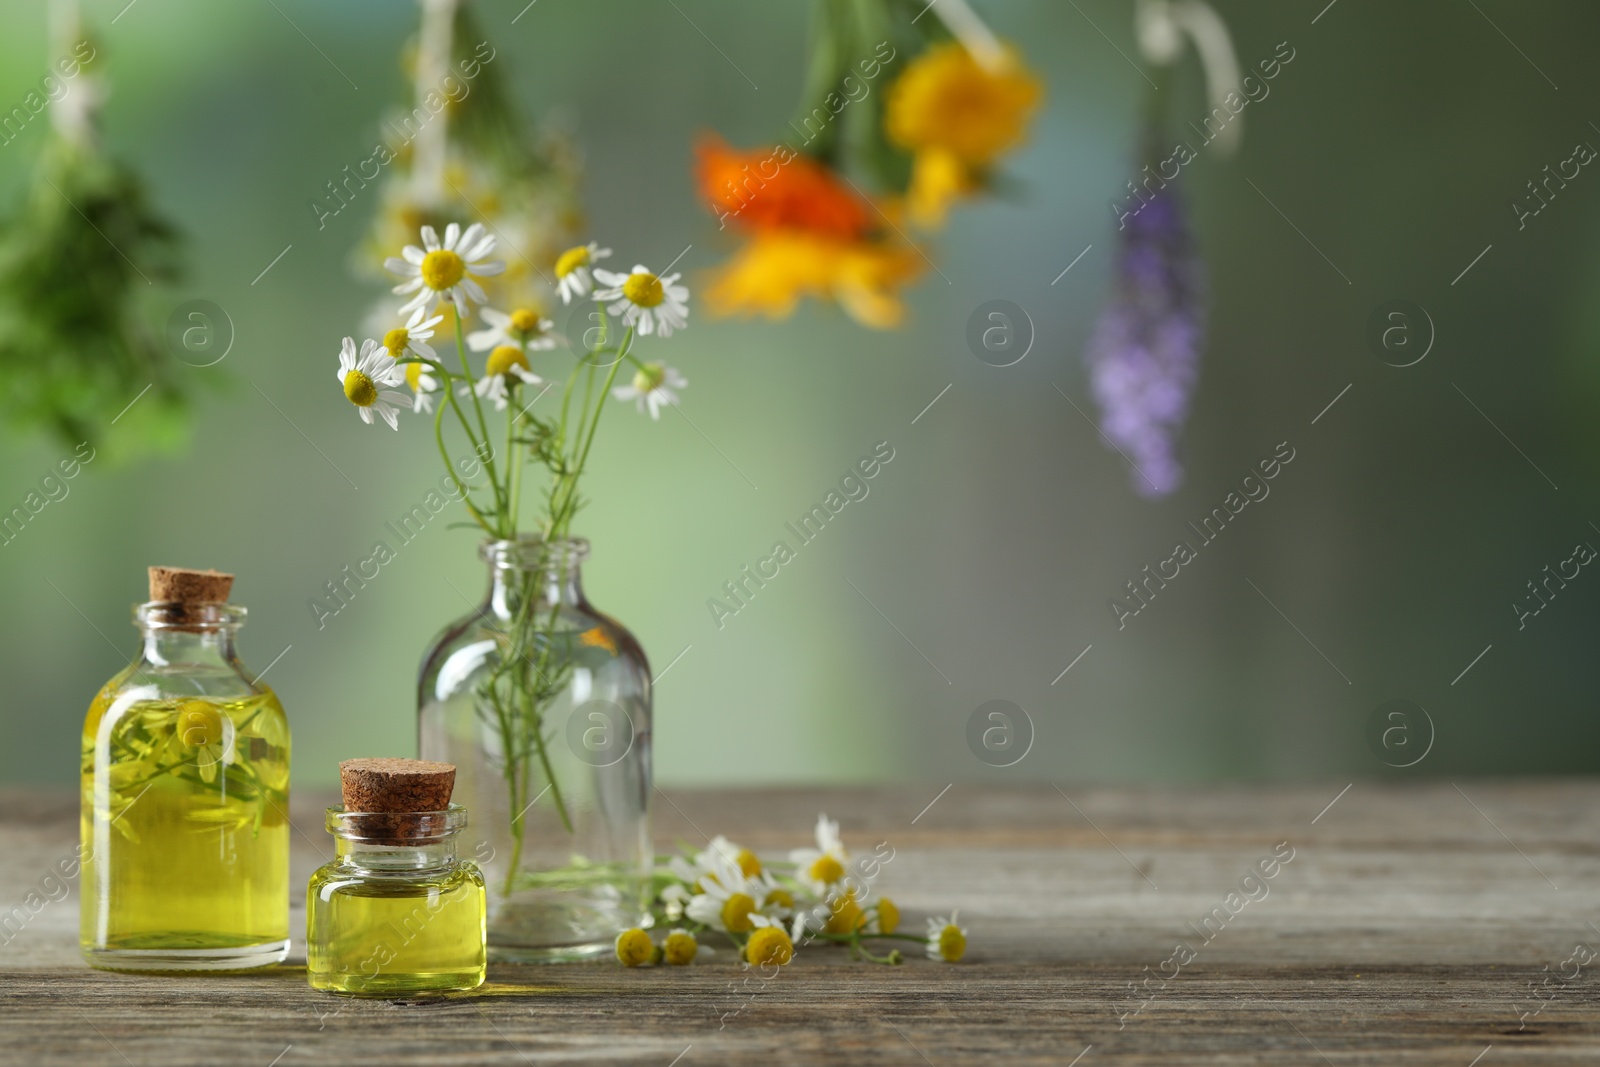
[1134,0,1244,155]
[412,0,459,207]
[931,0,1008,74]
[49,0,101,147]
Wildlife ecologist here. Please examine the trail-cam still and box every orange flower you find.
[579,627,617,654]
[695,135,871,240]
[703,229,924,330]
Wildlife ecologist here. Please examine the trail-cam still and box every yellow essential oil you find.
[307,759,485,996]
[80,571,291,972]
[307,861,486,995]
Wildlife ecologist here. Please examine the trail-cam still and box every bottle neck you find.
[140,627,240,669]
[134,602,246,672]
[483,538,590,619]
[335,837,459,872]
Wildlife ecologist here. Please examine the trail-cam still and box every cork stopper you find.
[339,758,456,840]
[148,566,234,604]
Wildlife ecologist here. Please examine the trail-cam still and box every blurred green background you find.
[2,0,1597,790]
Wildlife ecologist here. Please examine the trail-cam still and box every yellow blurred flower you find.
[885,42,1042,227]
[875,896,900,935]
[745,919,795,967]
[663,929,699,965]
[615,927,655,967]
[823,889,865,935]
[703,229,924,330]
[579,626,617,653]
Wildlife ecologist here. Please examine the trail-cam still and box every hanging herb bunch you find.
[0,2,188,456]
[354,0,582,332]
[1085,0,1245,497]
[694,0,1043,329]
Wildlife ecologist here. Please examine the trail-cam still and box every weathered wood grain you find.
[2,782,1597,1065]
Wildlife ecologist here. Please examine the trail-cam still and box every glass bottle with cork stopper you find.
[307,758,487,995]
[80,565,291,971]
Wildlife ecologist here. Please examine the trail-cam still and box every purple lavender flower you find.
[1084,184,1206,498]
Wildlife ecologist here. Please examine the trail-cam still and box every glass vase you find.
[417,537,652,962]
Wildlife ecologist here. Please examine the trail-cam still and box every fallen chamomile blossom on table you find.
[618,815,965,968]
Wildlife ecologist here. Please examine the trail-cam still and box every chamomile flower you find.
[926,912,967,962]
[872,896,901,935]
[592,264,690,337]
[336,336,409,429]
[381,306,444,363]
[823,888,866,935]
[169,700,238,785]
[385,222,505,316]
[612,362,686,420]
[662,929,700,966]
[744,914,796,967]
[555,241,611,304]
[403,361,441,413]
[789,814,849,896]
[615,927,655,967]
[697,835,761,878]
[468,345,543,412]
[467,306,557,353]
[686,854,763,933]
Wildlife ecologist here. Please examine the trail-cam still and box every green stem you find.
[433,374,495,533]
[454,318,508,531]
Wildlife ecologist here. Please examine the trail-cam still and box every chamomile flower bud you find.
[662,929,698,966]
[615,927,654,967]
[925,912,967,962]
[875,897,901,935]
[745,915,794,967]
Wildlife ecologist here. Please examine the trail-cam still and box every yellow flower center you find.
[555,245,591,278]
[824,890,864,935]
[632,362,666,394]
[343,369,378,407]
[383,327,410,355]
[176,701,224,749]
[736,849,762,878]
[614,927,654,967]
[938,923,966,962]
[421,248,465,291]
[623,271,665,308]
[405,362,427,390]
[721,892,757,933]
[763,888,794,910]
[662,931,698,966]
[486,344,529,377]
[877,897,900,935]
[510,308,542,334]
[745,926,794,967]
[808,854,844,885]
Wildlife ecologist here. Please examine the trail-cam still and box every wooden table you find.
[2,782,1596,1065]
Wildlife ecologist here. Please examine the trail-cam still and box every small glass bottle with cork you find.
[81,565,291,971]
[307,758,487,995]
